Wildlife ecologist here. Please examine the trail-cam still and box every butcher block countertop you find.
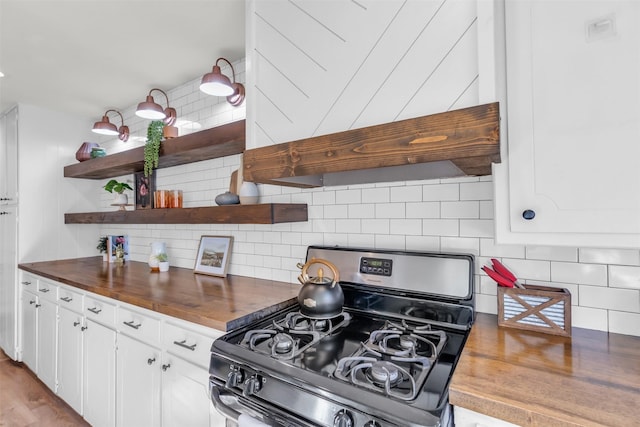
[18,257,300,332]
[449,313,640,427]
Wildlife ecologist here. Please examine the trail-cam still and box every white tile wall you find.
[90,59,640,337]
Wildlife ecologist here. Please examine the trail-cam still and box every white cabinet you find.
[20,283,38,371]
[0,205,18,359]
[117,333,162,427]
[0,106,18,204]
[163,320,224,427]
[83,318,116,427]
[58,306,84,413]
[454,406,520,427]
[57,286,84,415]
[36,287,58,392]
[17,271,225,427]
[83,294,117,427]
[494,0,640,248]
[161,355,214,427]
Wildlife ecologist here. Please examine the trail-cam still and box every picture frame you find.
[107,235,130,262]
[194,235,233,277]
[134,172,155,210]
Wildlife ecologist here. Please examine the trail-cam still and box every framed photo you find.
[107,235,130,262]
[134,172,155,210]
[194,235,233,277]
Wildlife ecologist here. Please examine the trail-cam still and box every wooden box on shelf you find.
[497,284,571,337]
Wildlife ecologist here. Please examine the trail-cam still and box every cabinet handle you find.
[522,209,536,220]
[173,339,197,351]
[73,321,80,327]
[147,357,156,365]
[29,300,36,305]
[81,326,88,331]
[87,307,102,314]
[123,320,142,330]
[35,304,41,308]
[21,281,31,285]
[0,212,9,215]
[162,363,171,371]
[60,296,73,302]
[39,288,50,293]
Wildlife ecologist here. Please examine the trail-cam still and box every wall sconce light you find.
[135,88,178,138]
[92,109,129,142]
[199,57,245,106]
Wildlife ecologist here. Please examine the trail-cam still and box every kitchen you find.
[1,1,639,427]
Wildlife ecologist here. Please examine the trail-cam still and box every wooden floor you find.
[0,350,88,426]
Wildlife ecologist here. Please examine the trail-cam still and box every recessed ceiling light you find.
[0,72,5,78]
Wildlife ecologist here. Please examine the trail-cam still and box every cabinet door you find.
[83,319,116,427]
[58,306,83,414]
[2,106,18,203]
[36,298,57,392]
[0,205,18,359]
[117,333,161,427]
[20,290,38,371]
[499,0,640,248]
[161,354,221,427]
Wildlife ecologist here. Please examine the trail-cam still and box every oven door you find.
[210,379,318,427]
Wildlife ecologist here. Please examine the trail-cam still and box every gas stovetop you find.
[210,246,475,427]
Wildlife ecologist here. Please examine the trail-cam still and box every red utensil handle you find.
[491,259,518,282]
[482,266,514,288]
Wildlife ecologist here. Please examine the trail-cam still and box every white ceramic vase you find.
[239,182,259,204]
[159,262,170,272]
[114,193,128,205]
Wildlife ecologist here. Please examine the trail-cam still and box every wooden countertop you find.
[449,313,640,427]
[18,257,300,332]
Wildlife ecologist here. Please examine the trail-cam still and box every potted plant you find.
[97,236,108,262]
[103,179,133,205]
[156,252,169,272]
[144,120,165,177]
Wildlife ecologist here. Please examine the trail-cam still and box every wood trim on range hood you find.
[243,102,501,188]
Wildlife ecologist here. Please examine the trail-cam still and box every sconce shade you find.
[92,115,119,135]
[135,88,177,126]
[199,58,245,106]
[136,95,166,119]
[200,65,234,96]
[92,109,129,142]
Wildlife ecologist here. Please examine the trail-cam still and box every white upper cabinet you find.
[0,106,18,204]
[494,0,640,248]
[246,0,481,149]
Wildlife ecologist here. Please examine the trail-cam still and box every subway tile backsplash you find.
[95,60,640,337]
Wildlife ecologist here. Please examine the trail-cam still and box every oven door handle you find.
[210,382,242,422]
[210,382,274,426]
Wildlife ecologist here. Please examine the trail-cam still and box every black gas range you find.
[210,246,475,427]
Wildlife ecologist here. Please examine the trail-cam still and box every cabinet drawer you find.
[117,306,160,347]
[84,296,116,328]
[57,286,83,313]
[37,280,58,303]
[163,322,220,369]
[20,273,38,291]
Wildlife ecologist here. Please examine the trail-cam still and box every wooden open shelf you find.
[64,203,308,225]
[64,120,246,179]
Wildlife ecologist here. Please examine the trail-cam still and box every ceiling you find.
[0,0,246,119]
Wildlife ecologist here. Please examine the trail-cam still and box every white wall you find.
[17,104,98,263]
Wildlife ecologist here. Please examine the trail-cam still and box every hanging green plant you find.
[144,120,165,177]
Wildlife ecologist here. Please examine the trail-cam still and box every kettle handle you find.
[297,258,340,288]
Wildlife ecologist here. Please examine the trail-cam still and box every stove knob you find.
[243,375,262,397]
[364,422,381,427]
[333,410,353,427]
[226,366,243,388]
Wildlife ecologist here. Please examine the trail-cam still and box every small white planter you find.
[114,193,128,205]
[159,262,170,272]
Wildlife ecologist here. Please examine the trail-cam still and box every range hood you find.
[243,103,500,188]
